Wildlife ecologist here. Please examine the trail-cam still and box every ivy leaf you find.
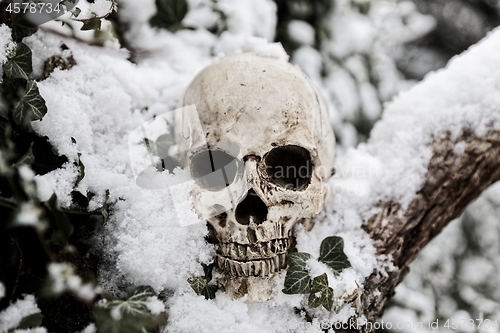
[188,276,207,295]
[202,284,218,300]
[94,286,168,333]
[202,263,214,282]
[46,194,74,246]
[12,80,48,125]
[308,273,334,311]
[150,0,188,31]
[318,236,351,275]
[282,252,312,294]
[103,285,155,318]
[3,42,32,80]
[12,23,38,43]
[125,285,156,303]
[15,312,43,330]
[188,276,218,300]
[80,17,102,31]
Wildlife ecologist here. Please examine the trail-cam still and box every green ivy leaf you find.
[150,0,188,31]
[95,286,167,333]
[125,285,156,303]
[101,286,156,321]
[12,23,38,43]
[188,276,207,295]
[282,252,312,294]
[12,80,48,125]
[3,42,32,80]
[15,312,43,330]
[46,194,74,246]
[80,17,102,31]
[202,284,217,300]
[188,275,218,300]
[318,236,351,275]
[308,273,333,311]
[202,263,214,282]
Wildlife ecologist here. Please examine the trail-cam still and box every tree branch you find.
[331,28,500,331]
[354,132,500,331]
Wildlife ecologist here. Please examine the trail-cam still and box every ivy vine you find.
[282,236,352,311]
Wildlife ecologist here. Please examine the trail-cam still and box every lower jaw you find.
[216,253,288,278]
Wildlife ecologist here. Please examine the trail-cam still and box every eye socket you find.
[190,148,240,191]
[264,145,313,190]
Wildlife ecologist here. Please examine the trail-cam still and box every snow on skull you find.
[176,53,335,301]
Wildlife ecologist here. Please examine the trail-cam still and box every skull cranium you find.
[176,53,335,301]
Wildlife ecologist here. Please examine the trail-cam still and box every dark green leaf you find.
[16,312,43,329]
[46,194,74,246]
[188,276,207,296]
[12,23,38,42]
[188,276,217,299]
[202,263,214,282]
[96,285,167,333]
[3,42,32,80]
[94,307,167,333]
[12,80,48,125]
[201,284,218,300]
[80,17,102,31]
[308,273,333,311]
[289,252,311,267]
[282,252,312,294]
[15,141,35,166]
[150,0,188,31]
[318,236,351,275]
[127,285,156,302]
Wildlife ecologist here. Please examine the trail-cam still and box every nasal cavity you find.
[235,189,268,225]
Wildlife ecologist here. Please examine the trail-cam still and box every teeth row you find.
[218,238,291,260]
[216,254,288,278]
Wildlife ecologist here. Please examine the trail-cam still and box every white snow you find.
[0,23,15,78]
[241,37,289,61]
[14,0,500,331]
[13,203,46,233]
[47,263,100,301]
[365,26,500,208]
[288,20,315,46]
[146,296,166,315]
[34,163,79,208]
[0,295,42,332]
[12,328,48,333]
[79,323,96,333]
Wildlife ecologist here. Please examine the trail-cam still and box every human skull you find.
[176,53,335,301]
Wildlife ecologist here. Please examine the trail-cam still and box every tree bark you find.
[347,131,500,332]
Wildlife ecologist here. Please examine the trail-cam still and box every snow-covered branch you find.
[331,28,500,330]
